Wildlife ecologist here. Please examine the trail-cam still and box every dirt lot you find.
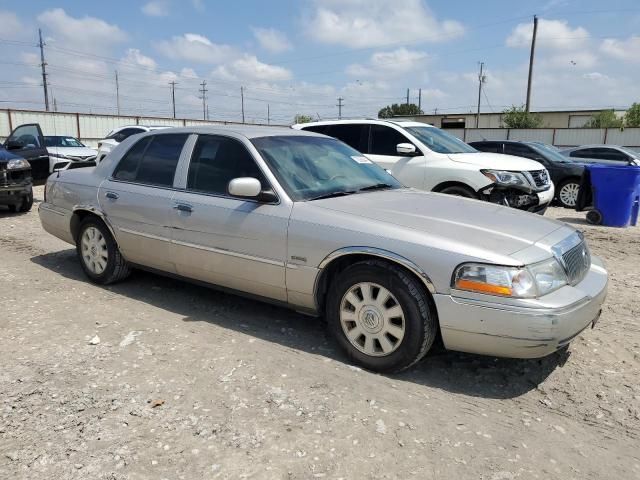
[1,186,639,480]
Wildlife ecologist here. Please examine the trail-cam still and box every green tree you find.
[584,109,623,128]
[624,103,640,127]
[378,103,423,118]
[293,114,314,124]
[501,105,543,128]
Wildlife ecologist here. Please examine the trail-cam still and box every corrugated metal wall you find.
[2,109,640,151]
[0,109,276,147]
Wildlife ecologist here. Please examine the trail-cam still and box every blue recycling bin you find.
[588,164,640,227]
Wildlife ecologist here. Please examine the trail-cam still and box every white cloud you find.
[157,33,235,64]
[507,18,589,50]
[212,55,292,82]
[252,27,292,53]
[306,0,464,48]
[583,72,611,82]
[346,48,428,78]
[601,36,640,63]
[192,0,205,11]
[122,49,157,70]
[0,10,24,38]
[142,0,170,17]
[37,8,127,53]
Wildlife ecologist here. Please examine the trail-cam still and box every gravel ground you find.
[1,186,639,480]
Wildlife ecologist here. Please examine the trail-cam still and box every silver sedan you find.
[39,126,608,372]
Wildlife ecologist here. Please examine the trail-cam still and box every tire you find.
[326,260,437,373]
[18,187,33,212]
[7,204,18,213]
[586,209,603,225]
[76,216,131,285]
[557,178,580,209]
[439,185,478,199]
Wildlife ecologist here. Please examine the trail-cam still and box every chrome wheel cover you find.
[559,182,579,207]
[81,226,108,275]
[339,282,405,357]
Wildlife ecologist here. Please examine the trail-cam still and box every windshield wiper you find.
[357,183,394,192]
[308,190,357,201]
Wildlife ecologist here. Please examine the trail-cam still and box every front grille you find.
[561,241,591,285]
[529,170,550,188]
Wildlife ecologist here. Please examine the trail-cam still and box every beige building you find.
[395,109,626,129]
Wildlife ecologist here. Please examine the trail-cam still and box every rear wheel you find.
[326,260,437,373]
[439,185,478,199]
[557,179,580,208]
[76,217,131,284]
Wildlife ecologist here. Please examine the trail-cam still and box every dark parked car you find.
[559,145,640,166]
[3,123,50,183]
[470,140,585,208]
[0,145,33,212]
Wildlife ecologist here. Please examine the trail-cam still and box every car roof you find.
[138,124,324,140]
[293,119,435,129]
[561,144,623,151]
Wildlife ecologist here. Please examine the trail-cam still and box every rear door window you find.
[473,142,502,153]
[113,134,188,187]
[589,148,629,162]
[326,124,369,153]
[370,125,412,156]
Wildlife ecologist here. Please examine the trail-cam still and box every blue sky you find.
[1,0,639,123]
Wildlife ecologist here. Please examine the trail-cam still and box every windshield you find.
[251,135,402,201]
[531,143,575,163]
[406,126,477,154]
[44,136,85,147]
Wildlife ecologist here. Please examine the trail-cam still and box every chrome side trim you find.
[118,227,172,243]
[39,204,66,217]
[317,246,437,294]
[171,238,285,267]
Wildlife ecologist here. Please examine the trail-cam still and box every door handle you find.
[173,203,193,213]
[105,191,119,200]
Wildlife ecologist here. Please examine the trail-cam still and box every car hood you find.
[447,152,544,171]
[310,189,567,260]
[47,146,97,158]
[0,147,24,163]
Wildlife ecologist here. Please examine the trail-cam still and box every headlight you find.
[481,170,529,187]
[453,258,567,298]
[7,158,30,170]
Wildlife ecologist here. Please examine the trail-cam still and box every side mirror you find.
[228,177,262,198]
[397,143,417,155]
[6,140,24,150]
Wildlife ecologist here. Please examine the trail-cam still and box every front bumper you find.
[0,174,32,205]
[434,255,608,358]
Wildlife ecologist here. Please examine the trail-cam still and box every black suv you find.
[0,145,33,213]
[469,140,585,208]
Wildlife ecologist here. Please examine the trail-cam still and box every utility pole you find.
[38,28,50,111]
[337,97,344,119]
[169,81,177,118]
[115,70,121,115]
[476,62,485,128]
[199,80,207,120]
[240,86,245,123]
[53,97,57,112]
[525,15,538,113]
[406,88,410,106]
[418,88,422,111]
[267,104,270,125]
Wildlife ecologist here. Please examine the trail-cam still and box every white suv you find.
[294,120,554,214]
[96,125,170,164]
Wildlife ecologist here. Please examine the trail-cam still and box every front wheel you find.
[557,179,580,208]
[76,217,131,284]
[326,260,437,373]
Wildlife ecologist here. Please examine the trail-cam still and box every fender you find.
[315,246,437,305]
[71,204,118,243]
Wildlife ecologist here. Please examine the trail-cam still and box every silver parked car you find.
[39,126,608,372]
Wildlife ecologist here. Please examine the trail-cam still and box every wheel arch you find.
[431,180,478,194]
[70,205,117,244]
[313,247,436,314]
